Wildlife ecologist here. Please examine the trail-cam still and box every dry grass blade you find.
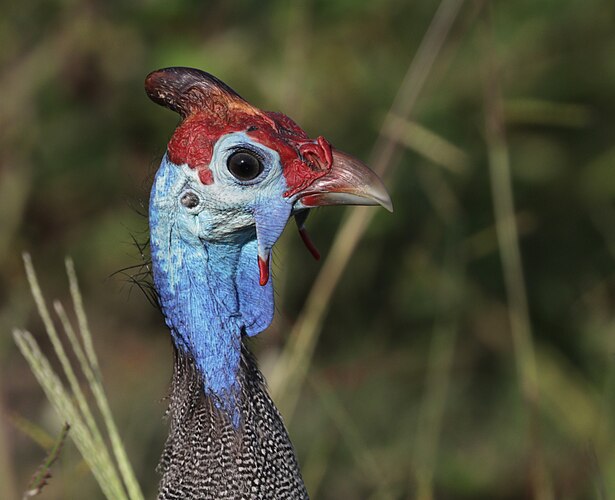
[413,323,457,500]
[65,258,101,378]
[270,0,467,422]
[13,329,125,499]
[503,98,592,128]
[0,379,18,500]
[13,255,144,500]
[9,414,55,450]
[22,254,107,455]
[383,115,469,174]
[301,430,335,499]
[64,258,144,500]
[481,9,552,500]
[309,376,390,494]
[402,241,463,500]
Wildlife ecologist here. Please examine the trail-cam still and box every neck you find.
[151,231,308,499]
[150,158,308,499]
[149,160,274,425]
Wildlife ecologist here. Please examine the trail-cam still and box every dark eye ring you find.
[180,191,200,209]
[227,150,263,181]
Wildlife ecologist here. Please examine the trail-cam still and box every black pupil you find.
[227,151,263,181]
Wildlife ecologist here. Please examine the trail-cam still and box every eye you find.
[180,191,200,209]
[227,150,263,181]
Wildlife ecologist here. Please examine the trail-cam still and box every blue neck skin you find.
[149,156,275,426]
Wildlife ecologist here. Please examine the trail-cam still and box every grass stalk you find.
[0,378,18,500]
[481,9,552,499]
[22,254,106,459]
[406,221,463,498]
[383,115,469,174]
[9,413,55,450]
[301,430,334,499]
[13,329,125,499]
[414,323,456,500]
[270,0,468,422]
[13,255,144,500]
[23,423,70,499]
[309,375,390,495]
[64,258,144,500]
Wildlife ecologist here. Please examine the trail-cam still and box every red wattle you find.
[258,256,270,286]
[298,227,321,260]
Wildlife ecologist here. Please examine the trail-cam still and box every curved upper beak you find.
[294,149,393,212]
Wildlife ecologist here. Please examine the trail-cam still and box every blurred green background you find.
[1,0,615,498]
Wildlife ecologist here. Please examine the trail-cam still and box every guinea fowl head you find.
[145,67,391,424]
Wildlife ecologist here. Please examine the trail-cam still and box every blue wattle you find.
[150,156,275,426]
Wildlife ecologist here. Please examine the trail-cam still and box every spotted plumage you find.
[158,347,307,500]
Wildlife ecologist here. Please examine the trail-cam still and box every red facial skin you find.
[167,108,333,196]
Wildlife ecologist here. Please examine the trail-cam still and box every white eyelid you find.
[212,132,281,185]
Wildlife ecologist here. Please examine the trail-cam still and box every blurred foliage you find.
[1,0,615,498]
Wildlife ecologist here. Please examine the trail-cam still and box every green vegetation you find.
[1,0,614,498]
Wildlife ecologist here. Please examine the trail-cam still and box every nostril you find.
[180,191,200,209]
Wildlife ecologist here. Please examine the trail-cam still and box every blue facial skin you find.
[150,132,294,427]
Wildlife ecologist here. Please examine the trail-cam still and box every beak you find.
[294,149,393,213]
[289,149,393,267]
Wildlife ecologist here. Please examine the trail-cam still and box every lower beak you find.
[294,149,393,212]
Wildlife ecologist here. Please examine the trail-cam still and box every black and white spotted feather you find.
[157,343,309,500]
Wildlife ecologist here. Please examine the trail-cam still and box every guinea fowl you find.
[145,67,392,499]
